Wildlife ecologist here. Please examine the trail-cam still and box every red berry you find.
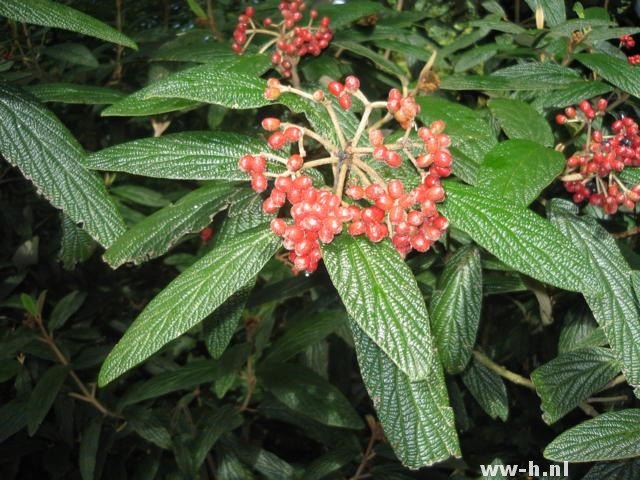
[200,227,213,243]
[239,154,254,172]
[555,114,568,125]
[596,98,608,111]
[385,151,402,168]
[251,173,268,192]
[344,75,360,91]
[373,146,388,161]
[268,132,286,149]
[287,154,304,171]
[275,176,292,192]
[338,94,351,110]
[284,126,301,142]
[346,185,365,200]
[328,81,344,96]
[387,179,404,199]
[271,52,282,65]
[261,117,281,131]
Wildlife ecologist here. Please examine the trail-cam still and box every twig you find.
[472,350,535,390]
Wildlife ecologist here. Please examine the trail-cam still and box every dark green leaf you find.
[476,140,565,206]
[58,215,96,270]
[544,409,640,462]
[0,0,137,49]
[350,320,460,468]
[99,225,280,385]
[27,365,68,435]
[430,245,482,374]
[126,408,172,449]
[50,290,86,331]
[531,347,620,424]
[41,43,98,67]
[322,235,436,381]
[575,53,640,99]
[104,182,236,267]
[440,182,597,295]
[461,357,509,421]
[0,83,126,247]
[583,460,640,480]
[79,416,103,480]
[193,405,243,469]
[524,0,566,26]
[259,363,363,429]
[488,99,554,147]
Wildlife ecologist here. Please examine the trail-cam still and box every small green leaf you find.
[50,290,86,331]
[322,235,437,381]
[476,140,565,206]
[0,84,126,247]
[544,409,640,462]
[440,182,597,295]
[430,245,482,374]
[575,53,640,99]
[488,99,554,147]
[26,83,125,105]
[120,360,223,407]
[532,347,620,424]
[332,40,405,78]
[558,309,607,353]
[417,97,497,184]
[79,416,103,480]
[0,0,137,49]
[98,225,280,385]
[103,182,236,267]
[193,406,243,469]
[41,43,99,67]
[126,408,172,449]
[86,132,265,180]
[350,320,460,468]
[461,357,509,421]
[27,365,68,435]
[20,293,38,316]
[259,363,363,430]
[264,311,345,365]
[186,0,207,18]
[59,215,96,270]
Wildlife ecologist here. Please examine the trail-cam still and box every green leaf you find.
[332,40,405,78]
[20,293,38,316]
[110,185,169,208]
[0,398,28,442]
[26,364,68,435]
[0,0,137,49]
[59,215,96,270]
[531,347,620,424]
[439,74,575,91]
[558,309,607,353]
[153,35,235,63]
[103,182,236,267]
[141,56,271,109]
[417,97,497,184]
[86,132,264,180]
[461,357,509,421]
[50,290,86,331]
[488,99,554,147]
[321,235,436,381]
[476,140,565,206]
[102,94,201,117]
[186,0,207,18]
[524,0,566,26]
[544,409,640,462]
[259,363,363,430]
[0,83,126,247]
[193,406,243,470]
[549,201,640,392]
[79,416,103,480]
[583,460,640,480]
[120,359,222,407]
[222,435,296,480]
[350,320,460,468]
[26,83,125,105]
[575,53,640,99]
[126,408,172,449]
[302,441,360,480]
[98,225,280,385]
[42,43,99,67]
[440,182,596,295]
[531,80,612,110]
[618,167,640,188]
[430,245,482,374]
[203,288,250,359]
[317,0,381,29]
[264,310,345,365]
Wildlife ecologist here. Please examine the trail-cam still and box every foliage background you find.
[1,0,640,479]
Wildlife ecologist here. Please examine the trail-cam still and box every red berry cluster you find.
[556,98,640,214]
[237,75,452,273]
[232,1,332,80]
[619,34,639,65]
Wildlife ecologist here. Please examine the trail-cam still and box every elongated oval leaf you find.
[544,409,640,462]
[461,357,509,421]
[321,235,437,381]
[104,182,237,267]
[0,83,126,247]
[440,182,597,295]
[531,347,620,424]
[98,224,280,385]
[59,215,96,270]
[79,416,103,480]
[476,140,565,206]
[27,365,68,435]
[575,53,640,99]
[531,80,612,110]
[259,363,363,429]
[430,245,482,373]
[0,0,137,49]
[26,83,125,105]
[350,320,460,468]
[549,200,640,392]
[86,132,264,180]
[488,99,554,147]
